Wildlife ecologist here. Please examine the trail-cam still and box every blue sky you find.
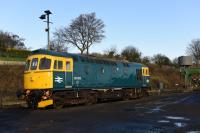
[0,0,200,59]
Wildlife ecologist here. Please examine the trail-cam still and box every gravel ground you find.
[0,92,200,133]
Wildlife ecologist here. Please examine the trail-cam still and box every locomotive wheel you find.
[26,96,38,109]
[86,93,98,105]
[53,102,63,109]
[53,97,64,109]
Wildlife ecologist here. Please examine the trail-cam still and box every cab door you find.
[53,60,65,90]
[65,59,73,88]
[53,58,73,90]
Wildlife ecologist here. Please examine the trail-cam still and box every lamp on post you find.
[39,10,52,50]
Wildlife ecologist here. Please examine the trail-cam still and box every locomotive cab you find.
[24,54,53,90]
[24,54,73,108]
[142,67,150,88]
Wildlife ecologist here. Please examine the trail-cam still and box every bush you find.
[148,64,182,90]
[0,48,30,58]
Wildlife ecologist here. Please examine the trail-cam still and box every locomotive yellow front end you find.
[142,67,150,88]
[24,54,54,108]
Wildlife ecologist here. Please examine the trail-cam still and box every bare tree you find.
[186,39,200,64]
[54,12,105,55]
[121,46,142,62]
[0,30,26,49]
[152,54,171,67]
[104,46,120,59]
[50,34,68,52]
[172,57,179,67]
[50,40,68,52]
[142,56,151,65]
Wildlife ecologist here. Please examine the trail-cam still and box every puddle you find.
[157,120,170,123]
[151,107,164,112]
[166,116,190,121]
[149,126,164,133]
[174,122,187,127]
[187,131,200,133]
[173,96,192,104]
[146,106,165,113]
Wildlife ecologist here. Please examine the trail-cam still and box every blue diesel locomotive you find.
[24,49,150,108]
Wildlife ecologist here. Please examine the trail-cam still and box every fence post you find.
[0,88,2,108]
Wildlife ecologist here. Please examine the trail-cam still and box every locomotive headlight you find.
[146,79,150,83]
[26,90,30,95]
[45,90,50,96]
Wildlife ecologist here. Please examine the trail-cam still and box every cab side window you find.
[142,69,145,75]
[54,60,63,70]
[39,57,51,70]
[30,58,38,70]
[58,61,63,69]
[54,60,57,69]
[25,60,30,71]
[66,61,71,70]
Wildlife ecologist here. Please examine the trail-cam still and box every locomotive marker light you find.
[39,10,52,50]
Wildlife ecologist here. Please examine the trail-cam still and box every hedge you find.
[0,48,31,58]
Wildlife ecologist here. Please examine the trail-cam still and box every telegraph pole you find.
[39,10,52,50]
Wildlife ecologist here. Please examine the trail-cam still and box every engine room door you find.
[65,72,72,88]
[65,59,73,88]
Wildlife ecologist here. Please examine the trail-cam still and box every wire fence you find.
[0,91,20,108]
[0,61,25,65]
[0,65,24,108]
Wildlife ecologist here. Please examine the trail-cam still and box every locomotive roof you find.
[31,49,144,67]
[32,49,80,60]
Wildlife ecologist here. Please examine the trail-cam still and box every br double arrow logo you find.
[55,76,63,83]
